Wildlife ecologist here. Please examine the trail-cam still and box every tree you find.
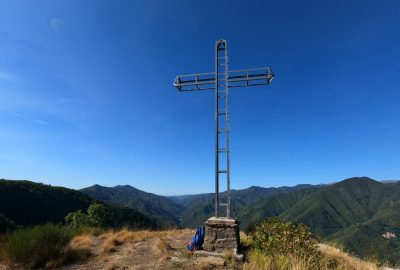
[65,210,91,227]
[87,203,106,227]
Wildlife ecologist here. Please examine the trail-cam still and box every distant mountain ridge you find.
[80,184,183,228]
[170,184,321,228]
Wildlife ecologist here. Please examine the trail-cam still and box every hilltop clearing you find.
[0,225,380,270]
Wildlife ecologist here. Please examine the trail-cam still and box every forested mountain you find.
[171,184,319,228]
[237,177,400,266]
[0,180,158,232]
[0,179,92,231]
[80,183,319,229]
[80,184,183,228]
[169,177,400,265]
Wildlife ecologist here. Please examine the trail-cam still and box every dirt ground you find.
[0,229,233,270]
[58,229,219,270]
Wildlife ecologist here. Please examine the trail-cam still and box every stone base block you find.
[203,217,240,253]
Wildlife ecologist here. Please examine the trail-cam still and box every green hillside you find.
[0,180,158,232]
[173,184,318,228]
[238,187,320,229]
[80,184,183,228]
[279,178,390,236]
[0,179,92,231]
[239,177,400,266]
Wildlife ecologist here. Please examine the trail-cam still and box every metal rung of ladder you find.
[218,148,228,152]
[218,128,228,133]
[219,203,228,206]
[218,170,229,173]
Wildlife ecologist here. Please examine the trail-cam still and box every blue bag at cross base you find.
[187,225,205,252]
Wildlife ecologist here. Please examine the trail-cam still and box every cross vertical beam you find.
[215,39,231,218]
[173,39,274,219]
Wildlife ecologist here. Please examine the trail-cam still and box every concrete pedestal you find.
[203,217,240,253]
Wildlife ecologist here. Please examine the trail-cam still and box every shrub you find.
[245,218,324,269]
[2,224,77,267]
[65,203,105,228]
[65,203,158,230]
[87,203,106,227]
[65,210,92,228]
[249,217,320,257]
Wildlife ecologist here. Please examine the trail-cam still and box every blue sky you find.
[1,0,399,195]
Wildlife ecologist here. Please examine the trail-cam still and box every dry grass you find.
[111,228,192,244]
[153,238,171,262]
[0,228,196,269]
[319,243,378,270]
[69,234,93,250]
[243,244,379,270]
[97,229,185,257]
[101,232,123,253]
[105,263,118,270]
[224,249,241,269]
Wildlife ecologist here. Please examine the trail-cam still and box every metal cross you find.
[174,39,274,219]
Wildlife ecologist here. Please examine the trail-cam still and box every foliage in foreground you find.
[0,224,94,268]
[0,203,158,268]
[243,218,377,270]
[247,217,321,259]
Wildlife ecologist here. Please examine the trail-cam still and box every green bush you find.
[248,218,322,261]
[65,202,158,230]
[65,203,105,228]
[65,210,92,228]
[87,203,106,227]
[2,224,77,267]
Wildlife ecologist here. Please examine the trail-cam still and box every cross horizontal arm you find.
[173,67,274,91]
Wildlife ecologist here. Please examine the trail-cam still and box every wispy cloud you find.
[50,18,61,32]
[0,71,23,84]
[12,112,48,126]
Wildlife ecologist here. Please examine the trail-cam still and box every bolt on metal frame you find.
[174,39,274,218]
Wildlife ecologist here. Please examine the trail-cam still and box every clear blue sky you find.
[1,0,399,195]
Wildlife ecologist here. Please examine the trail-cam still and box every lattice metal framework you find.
[174,39,274,218]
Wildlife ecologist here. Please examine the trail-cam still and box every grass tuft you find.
[2,224,75,267]
[0,224,97,268]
